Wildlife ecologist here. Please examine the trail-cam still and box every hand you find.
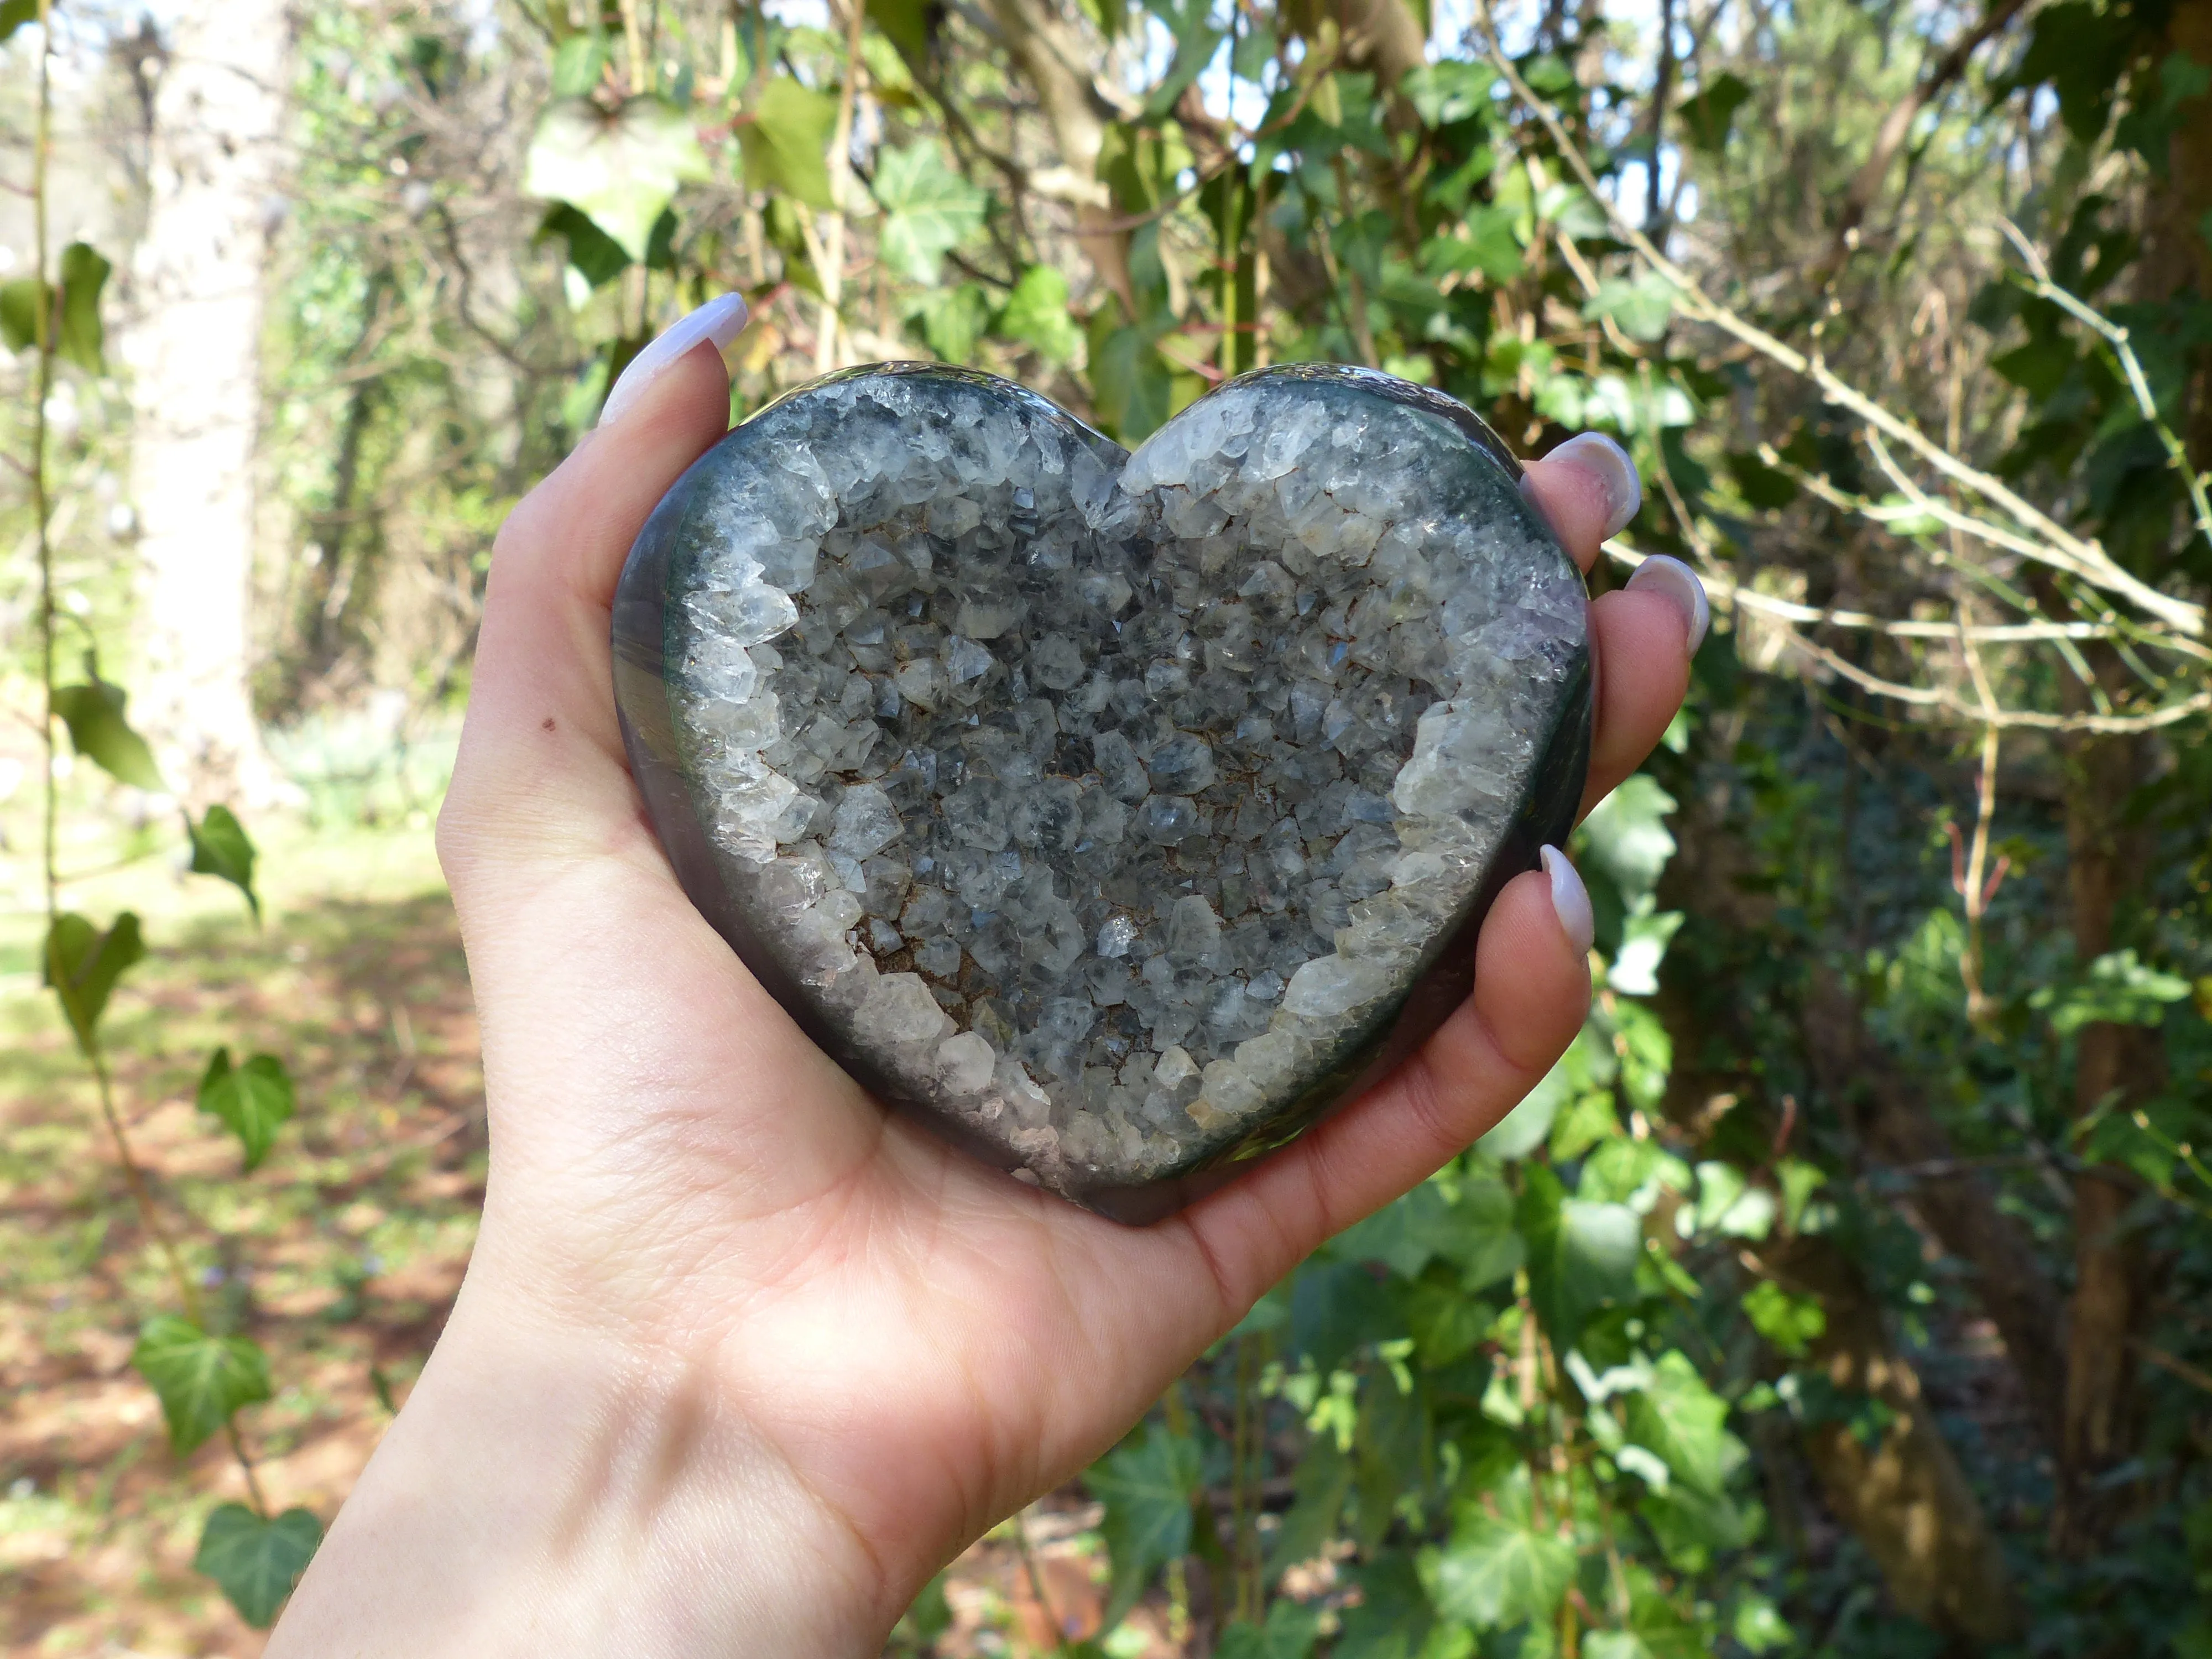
[268,311,1704,1657]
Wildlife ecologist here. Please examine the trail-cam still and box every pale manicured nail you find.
[1543,431,1642,539]
[1626,553,1711,655]
[598,293,749,429]
[1540,846,1594,956]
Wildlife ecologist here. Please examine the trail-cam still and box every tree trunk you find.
[981,0,1134,312]
[124,0,294,806]
[1757,1235,2020,1642]
[2051,671,2161,1551]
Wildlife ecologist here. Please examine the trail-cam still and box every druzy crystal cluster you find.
[614,363,1589,1218]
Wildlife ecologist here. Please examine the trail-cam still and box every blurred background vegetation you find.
[2,0,2209,1650]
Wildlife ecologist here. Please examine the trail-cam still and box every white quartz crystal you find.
[656,366,1584,1197]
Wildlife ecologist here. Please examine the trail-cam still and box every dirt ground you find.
[0,818,1183,1658]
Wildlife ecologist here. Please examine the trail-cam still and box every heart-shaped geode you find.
[613,363,1589,1222]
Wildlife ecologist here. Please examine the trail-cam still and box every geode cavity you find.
[613,363,1589,1222]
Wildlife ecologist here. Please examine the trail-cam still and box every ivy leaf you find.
[197,1050,296,1172]
[194,1503,321,1627]
[873,140,987,284]
[867,0,932,65]
[51,674,165,792]
[0,278,42,352]
[187,804,261,921]
[524,96,708,261]
[1139,0,1225,121]
[1266,1432,1353,1578]
[131,1316,272,1456]
[1422,1511,1575,1628]
[549,30,608,98]
[1676,71,1751,153]
[1333,1551,1441,1659]
[736,76,839,210]
[0,0,38,44]
[56,241,109,373]
[1579,774,1677,903]
[1419,205,1524,285]
[1520,1165,1641,1349]
[0,241,108,371]
[1217,1598,1323,1659]
[997,264,1082,365]
[1583,274,1675,343]
[1624,1350,1738,1496]
[538,201,634,289]
[44,911,145,1058]
[1336,1180,1459,1277]
[1477,1056,1568,1161]
[906,281,991,363]
[1087,308,1175,441]
[1087,1426,1203,1626]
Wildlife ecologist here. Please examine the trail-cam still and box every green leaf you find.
[194,1503,321,1627]
[1624,1350,1736,1496]
[1088,311,1175,441]
[197,1049,296,1172]
[187,804,260,921]
[1218,1598,1323,1659]
[1579,774,1677,902]
[1730,1592,1793,1653]
[524,96,709,261]
[44,911,145,1057]
[1583,275,1674,343]
[1139,0,1225,121]
[539,201,633,289]
[549,31,607,98]
[56,241,109,373]
[997,264,1082,365]
[131,1316,272,1456]
[873,140,988,284]
[1477,1057,1567,1160]
[1333,1551,1442,1659]
[1520,1166,1640,1349]
[1267,1432,1353,1577]
[1676,71,1751,153]
[0,0,38,44]
[51,676,165,791]
[1418,206,1524,286]
[906,281,991,363]
[1087,1426,1203,1625]
[2038,947,2193,1034]
[0,276,42,352]
[1741,1279,1825,1357]
[1403,61,1497,128]
[1422,1511,1575,1629]
[867,0,932,64]
[1338,1180,1460,1278]
[737,76,839,210]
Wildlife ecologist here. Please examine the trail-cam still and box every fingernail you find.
[599,293,749,429]
[1625,554,1711,654]
[1540,846,1594,956]
[1544,432,1642,539]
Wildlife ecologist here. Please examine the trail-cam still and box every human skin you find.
[266,330,1700,1658]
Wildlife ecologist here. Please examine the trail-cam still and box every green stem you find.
[34,0,56,916]
[89,1050,202,1326]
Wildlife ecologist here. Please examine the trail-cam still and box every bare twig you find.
[1999,218,2212,559]
[1473,1,2205,639]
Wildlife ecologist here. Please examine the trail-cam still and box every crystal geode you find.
[613,363,1589,1222]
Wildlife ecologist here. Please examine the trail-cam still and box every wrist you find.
[268,1260,899,1657]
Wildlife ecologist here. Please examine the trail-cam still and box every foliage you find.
[9,0,2212,1644]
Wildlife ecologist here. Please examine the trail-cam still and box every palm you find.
[430,346,1690,1625]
